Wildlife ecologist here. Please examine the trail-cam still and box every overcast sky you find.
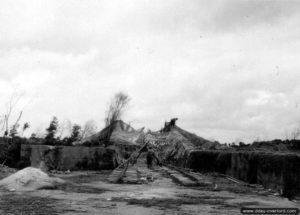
[1,0,300,143]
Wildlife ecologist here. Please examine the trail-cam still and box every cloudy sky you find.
[1,0,300,143]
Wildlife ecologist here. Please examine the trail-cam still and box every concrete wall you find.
[21,144,119,171]
[161,145,300,198]
[184,150,300,198]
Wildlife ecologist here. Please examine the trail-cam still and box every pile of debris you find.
[0,167,64,191]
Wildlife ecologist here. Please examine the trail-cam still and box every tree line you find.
[38,117,98,146]
[1,91,130,146]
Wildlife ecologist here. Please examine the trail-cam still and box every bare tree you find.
[1,92,23,137]
[57,119,72,139]
[103,92,130,146]
[291,126,300,140]
[81,120,97,139]
[104,92,131,127]
[9,111,23,137]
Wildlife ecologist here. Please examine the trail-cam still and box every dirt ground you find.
[0,167,299,215]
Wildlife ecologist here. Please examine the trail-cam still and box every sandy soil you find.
[0,167,299,215]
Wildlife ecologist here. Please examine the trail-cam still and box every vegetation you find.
[81,120,97,139]
[65,124,82,145]
[45,117,59,145]
[105,92,130,127]
[103,92,130,146]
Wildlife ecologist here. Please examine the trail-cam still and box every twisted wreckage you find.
[20,119,300,198]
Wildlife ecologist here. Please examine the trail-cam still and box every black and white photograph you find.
[0,0,300,214]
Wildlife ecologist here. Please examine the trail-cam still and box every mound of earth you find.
[74,120,144,146]
[172,125,219,149]
[147,122,218,150]
[0,167,64,191]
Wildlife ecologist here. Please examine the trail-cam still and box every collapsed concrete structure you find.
[151,119,300,198]
[20,119,300,198]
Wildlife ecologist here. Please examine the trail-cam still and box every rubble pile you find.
[0,167,64,191]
